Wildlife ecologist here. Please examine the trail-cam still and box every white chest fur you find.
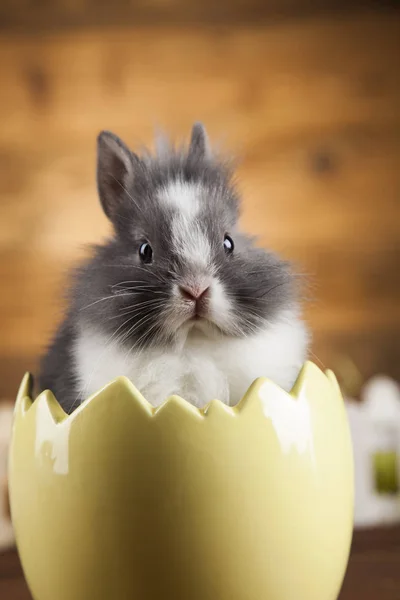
[74,311,308,408]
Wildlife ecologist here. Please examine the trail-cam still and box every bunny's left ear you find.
[97,130,140,222]
[189,122,210,159]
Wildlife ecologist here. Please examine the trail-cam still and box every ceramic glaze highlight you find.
[9,362,354,600]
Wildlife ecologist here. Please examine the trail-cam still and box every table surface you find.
[1,526,400,599]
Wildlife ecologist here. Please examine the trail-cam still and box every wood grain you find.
[1,1,397,30]
[0,9,399,395]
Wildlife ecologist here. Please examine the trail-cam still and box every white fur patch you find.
[74,310,309,408]
[171,217,211,268]
[159,180,200,219]
[207,277,235,331]
[159,180,211,268]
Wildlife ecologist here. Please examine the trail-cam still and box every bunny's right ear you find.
[189,122,210,160]
[97,131,139,221]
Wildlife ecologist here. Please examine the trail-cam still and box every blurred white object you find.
[363,376,400,420]
[0,403,15,551]
[345,375,400,528]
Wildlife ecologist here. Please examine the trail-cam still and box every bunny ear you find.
[189,122,210,159]
[97,131,140,222]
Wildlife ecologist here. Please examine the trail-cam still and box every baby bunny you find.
[39,124,309,413]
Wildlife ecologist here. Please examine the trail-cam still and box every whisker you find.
[308,351,326,370]
[111,280,158,288]
[133,265,166,282]
[114,301,167,319]
[258,281,291,299]
[118,311,159,346]
[118,290,169,299]
[130,316,165,351]
[79,293,133,311]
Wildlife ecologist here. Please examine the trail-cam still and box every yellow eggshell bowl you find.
[9,362,353,600]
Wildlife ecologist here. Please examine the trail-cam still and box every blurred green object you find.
[373,451,399,495]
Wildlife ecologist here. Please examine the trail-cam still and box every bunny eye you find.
[223,235,234,255]
[139,242,153,264]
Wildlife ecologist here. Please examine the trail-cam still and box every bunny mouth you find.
[183,298,210,322]
[190,310,206,322]
[193,299,211,320]
[187,304,212,326]
[191,313,204,321]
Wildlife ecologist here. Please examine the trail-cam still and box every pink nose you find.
[179,285,210,302]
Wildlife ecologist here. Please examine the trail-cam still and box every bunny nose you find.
[179,285,210,303]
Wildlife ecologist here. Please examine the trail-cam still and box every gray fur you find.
[39,124,297,413]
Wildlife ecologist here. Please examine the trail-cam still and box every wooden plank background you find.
[2,1,398,30]
[0,5,399,398]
